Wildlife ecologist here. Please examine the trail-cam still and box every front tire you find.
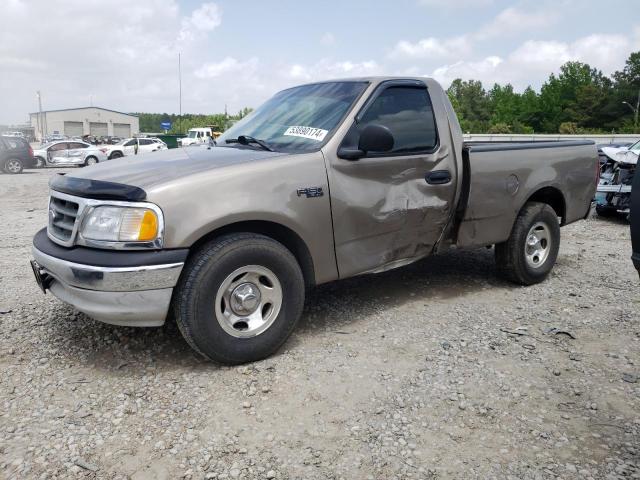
[4,158,23,174]
[495,202,560,285]
[173,233,305,364]
[35,156,45,168]
[110,151,123,159]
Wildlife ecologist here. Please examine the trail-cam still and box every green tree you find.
[447,79,491,133]
[611,52,640,132]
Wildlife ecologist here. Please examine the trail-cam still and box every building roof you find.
[29,107,138,118]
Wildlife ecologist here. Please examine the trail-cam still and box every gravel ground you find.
[1,168,639,480]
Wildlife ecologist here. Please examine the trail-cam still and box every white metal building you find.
[29,107,139,140]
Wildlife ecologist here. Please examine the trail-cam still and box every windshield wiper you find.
[225,135,273,152]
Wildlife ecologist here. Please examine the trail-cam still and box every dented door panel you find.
[324,79,460,278]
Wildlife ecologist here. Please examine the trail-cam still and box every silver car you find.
[33,140,108,168]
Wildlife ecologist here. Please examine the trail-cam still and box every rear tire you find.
[3,158,23,174]
[110,151,123,159]
[495,202,560,285]
[173,233,305,364]
[84,156,98,166]
[35,156,45,168]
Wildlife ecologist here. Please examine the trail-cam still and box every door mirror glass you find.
[358,124,394,153]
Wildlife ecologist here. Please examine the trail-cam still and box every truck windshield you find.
[217,81,368,153]
[188,131,198,138]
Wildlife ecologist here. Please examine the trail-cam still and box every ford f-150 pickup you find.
[30,77,598,364]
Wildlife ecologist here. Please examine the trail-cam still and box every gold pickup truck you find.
[31,77,598,364]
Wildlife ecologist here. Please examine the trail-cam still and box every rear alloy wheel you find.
[173,233,305,364]
[110,151,123,159]
[495,202,560,285]
[84,156,98,166]
[4,158,23,174]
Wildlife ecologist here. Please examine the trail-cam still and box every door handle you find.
[425,170,451,185]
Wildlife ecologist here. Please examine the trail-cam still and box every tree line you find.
[135,108,253,134]
[447,52,640,134]
[135,52,640,135]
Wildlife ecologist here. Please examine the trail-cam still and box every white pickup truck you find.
[178,127,215,147]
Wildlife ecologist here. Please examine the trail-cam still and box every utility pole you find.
[36,91,44,140]
[622,89,640,130]
[178,53,182,134]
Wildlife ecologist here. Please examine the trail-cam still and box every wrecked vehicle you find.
[30,77,598,364]
[596,140,639,220]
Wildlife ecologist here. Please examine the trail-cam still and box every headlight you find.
[81,206,160,243]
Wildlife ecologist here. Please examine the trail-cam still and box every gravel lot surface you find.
[1,168,639,479]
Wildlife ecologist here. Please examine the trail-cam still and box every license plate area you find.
[30,260,51,294]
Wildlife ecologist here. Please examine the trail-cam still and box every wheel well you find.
[526,187,566,224]
[189,221,316,288]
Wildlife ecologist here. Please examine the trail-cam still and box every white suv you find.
[101,137,167,159]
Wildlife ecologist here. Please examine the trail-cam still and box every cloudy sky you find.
[1,0,639,124]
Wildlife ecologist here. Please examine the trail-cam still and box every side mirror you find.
[337,124,394,160]
[359,124,394,153]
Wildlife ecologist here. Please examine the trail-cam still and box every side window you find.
[124,140,136,146]
[139,139,152,145]
[69,142,88,149]
[206,131,211,137]
[49,142,68,152]
[358,86,437,154]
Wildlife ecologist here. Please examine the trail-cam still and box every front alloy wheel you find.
[173,232,305,364]
[215,265,283,338]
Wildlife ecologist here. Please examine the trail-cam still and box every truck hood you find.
[63,146,287,191]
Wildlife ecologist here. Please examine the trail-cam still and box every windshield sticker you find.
[283,126,328,142]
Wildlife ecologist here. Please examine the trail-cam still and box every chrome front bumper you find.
[31,246,184,327]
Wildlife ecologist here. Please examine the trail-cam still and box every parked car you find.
[597,142,633,165]
[42,133,66,144]
[33,140,107,168]
[149,137,168,149]
[0,136,36,173]
[2,131,26,138]
[631,159,640,277]
[30,77,598,364]
[177,127,214,147]
[595,140,639,220]
[100,137,168,159]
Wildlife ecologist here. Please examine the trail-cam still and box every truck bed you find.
[455,140,597,248]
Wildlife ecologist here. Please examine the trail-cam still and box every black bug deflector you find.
[49,174,147,201]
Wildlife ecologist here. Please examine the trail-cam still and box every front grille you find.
[48,195,80,243]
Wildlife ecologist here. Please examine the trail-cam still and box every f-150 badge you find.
[296,187,324,198]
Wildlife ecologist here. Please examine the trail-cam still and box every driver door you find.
[326,81,458,278]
